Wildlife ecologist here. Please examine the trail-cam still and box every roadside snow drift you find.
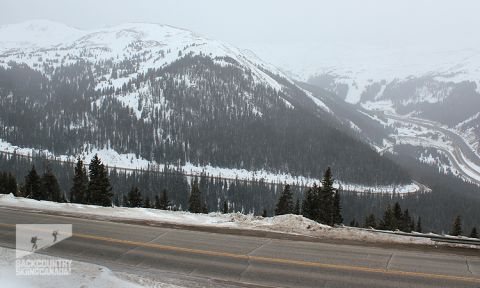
[2,194,478,249]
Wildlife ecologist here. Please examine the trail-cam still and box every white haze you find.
[2,0,480,79]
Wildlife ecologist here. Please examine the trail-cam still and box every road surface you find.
[0,208,479,288]
[385,113,480,185]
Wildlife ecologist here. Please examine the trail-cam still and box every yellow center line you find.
[1,223,479,283]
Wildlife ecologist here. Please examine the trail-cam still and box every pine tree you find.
[302,186,318,221]
[470,227,478,238]
[87,154,113,206]
[401,209,412,232]
[319,168,335,225]
[202,201,208,214]
[262,209,268,217]
[416,217,422,233]
[127,186,143,207]
[188,178,202,213]
[223,200,229,214]
[380,204,395,230]
[70,158,88,203]
[451,215,462,236]
[332,190,343,225]
[143,196,151,208]
[122,194,128,207]
[159,189,170,210]
[0,172,17,195]
[41,166,62,202]
[25,165,41,200]
[364,213,377,229]
[393,202,402,230]
[294,198,300,215]
[275,184,294,215]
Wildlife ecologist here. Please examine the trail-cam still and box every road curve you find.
[0,208,479,288]
[385,113,480,185]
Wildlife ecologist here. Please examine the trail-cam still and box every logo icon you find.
[15,224,72,276]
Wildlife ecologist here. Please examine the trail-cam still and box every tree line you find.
[1,151,479,235]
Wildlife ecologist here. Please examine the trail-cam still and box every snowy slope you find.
[0,20,298,98]
[253,45,480,104]
[0,20,411,191]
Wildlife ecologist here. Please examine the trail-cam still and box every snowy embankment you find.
[0,247,185,288]
[1,194,477,249]
[0,138,421,194]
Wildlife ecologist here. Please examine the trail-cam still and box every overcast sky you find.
[2,0,479,75]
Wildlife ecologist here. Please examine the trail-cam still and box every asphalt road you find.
[0,208,479,288]
[385,113,480,185]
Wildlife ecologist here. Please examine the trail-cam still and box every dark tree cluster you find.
[0,171,17,195]
[275,168,343,226]
[23,165,63,202]
[0,152,478,234]
[300,168,342,226]
[362,202,418,233]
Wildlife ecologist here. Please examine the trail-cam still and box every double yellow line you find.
[1,222,479,284]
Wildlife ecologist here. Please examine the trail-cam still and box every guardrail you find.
[348,226,480,246]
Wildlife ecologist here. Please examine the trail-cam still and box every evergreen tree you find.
[41,166,62,202]
[319,168,335,225]
[275,184,294,215]
[25,165,42,200]
[87,155,113,206]
[202,201,208,214]
[294,198,301,215]
[127,186,143,207]
[0,172,17,195]
[154,194,161,209]
[393,202,402,230]
[262,209,268,217]
[332,190,343,225]
[380,204,395,230]
[470,227,478,238]
[416,217,422,233]
[189,178,202,213]
[302,186,318,221]
[159,189,170,210]
[122,194,128,207]
[401,209,412,232]
[451,215,462,236]
[70,158,88,203]
[144,196,151,208]
[364,213,377,228]
[223,200,229,214]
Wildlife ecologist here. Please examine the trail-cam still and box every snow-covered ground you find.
[0,138,421,194]
[0,247,184,288]
[1,194,478,249]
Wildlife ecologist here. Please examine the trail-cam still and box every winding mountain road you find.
[385,113,480,185]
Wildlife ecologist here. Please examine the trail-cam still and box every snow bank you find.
[2,194,475,249]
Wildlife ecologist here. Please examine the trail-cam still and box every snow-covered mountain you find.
[272,45,480,184]
[0,20,413,189]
